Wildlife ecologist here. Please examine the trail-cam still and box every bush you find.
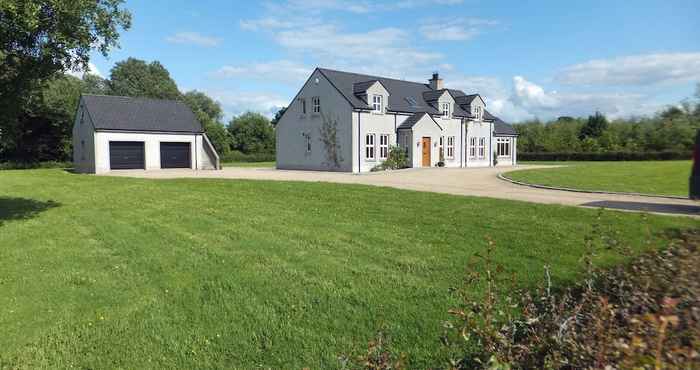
[444,215,700,369]
[371,146,409,172]
[0,161,71,170]
[219,150,275,163]
[519,150,692,161]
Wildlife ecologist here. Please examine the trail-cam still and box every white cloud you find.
[206,90,288,120]
[556,52,700,86]
[66,62,103,78]
[420,18,499,41]
[165,32,222,47]
[212,60,312,85]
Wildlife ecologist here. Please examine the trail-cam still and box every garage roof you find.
[81,95,204,133]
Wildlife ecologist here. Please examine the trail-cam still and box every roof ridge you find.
[82,94,183,104]
[318,67,431,89]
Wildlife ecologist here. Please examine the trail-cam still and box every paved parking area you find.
[105,165,700,217]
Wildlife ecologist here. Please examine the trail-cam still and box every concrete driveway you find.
[105,165,700,217]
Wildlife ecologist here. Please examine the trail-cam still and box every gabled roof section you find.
[397,112,443,131]
[455,94,480,106]
[422,89,448,102]
[353,80,383,95]
[81,95,203,133]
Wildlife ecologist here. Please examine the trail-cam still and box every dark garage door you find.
[109,141,145,170]
[160,142,191,168]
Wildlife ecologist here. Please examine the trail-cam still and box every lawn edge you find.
[498,172,689,200]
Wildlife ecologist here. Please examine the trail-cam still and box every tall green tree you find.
[81,74,110,95]
[270,107,287,127]
[579,111,609,139]
[0,0,131,122]
[228,112,275,154]
[183,91,232,156]
[108,58,181,99]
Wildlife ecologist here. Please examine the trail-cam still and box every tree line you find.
[1,1,277,164]
[0,57,279,163]
[514,87,700,159]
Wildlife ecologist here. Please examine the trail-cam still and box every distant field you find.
[510,161,692,196]
[221,161,275,168]
[1,169,696,368]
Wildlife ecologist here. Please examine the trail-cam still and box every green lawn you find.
[0,169,696,369]
[511,161,692,197]
[222,161,275,168]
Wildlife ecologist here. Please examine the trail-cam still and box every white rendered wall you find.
[93,131,206,174]
[72,103,96,173]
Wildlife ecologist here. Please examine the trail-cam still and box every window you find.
[372,95,383,113]
[405,97,419,108]
[474,105,483,120]
[80,140,85,160]
[312,96,320,113]
[469,137,477,158]
[379,134,389,159]
[365,134,376,160]
[447,136,455,159]
[478,137,486,158]
[441,102,450,118]
[299,98,306,114]
[497,138,511,157]
[304,133,312,153]
[80,111,84,125]
[438,136,444,159]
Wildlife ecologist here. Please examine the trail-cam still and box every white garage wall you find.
[93,131,207,173]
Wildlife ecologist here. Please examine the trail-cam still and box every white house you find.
[73,95,220,173]
[276,68,517,173]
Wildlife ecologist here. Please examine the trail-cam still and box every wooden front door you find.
[421,137,431,167]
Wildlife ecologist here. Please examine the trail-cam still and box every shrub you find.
[444,215,700,369]
[219,150,275,163]
[519,150,692,161]
[371,146,409,171]
[0,161,71,170]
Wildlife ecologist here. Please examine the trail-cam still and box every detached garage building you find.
[73,95,220,173]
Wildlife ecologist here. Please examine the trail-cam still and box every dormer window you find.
[372,95,383,113]
[441,102,450,118]
[474,106,483,120]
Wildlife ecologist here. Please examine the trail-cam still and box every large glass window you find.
[497,138,511,157]
[478,137,486,158]
[379,134,389,159]
[447,136,455,159]
[365,134,376,160]
[469,137,476,158]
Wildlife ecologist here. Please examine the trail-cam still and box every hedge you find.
[219,151,275,163]
[0,161,72,170]
[519,150,692,161]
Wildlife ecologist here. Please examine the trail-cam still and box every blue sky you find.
[82,0,700,122]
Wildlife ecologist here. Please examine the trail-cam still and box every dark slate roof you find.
[81,95,203,133]
[397,112,442,130]
[493,117,518,136]
[353,80,379,94]
[317,67,516,133]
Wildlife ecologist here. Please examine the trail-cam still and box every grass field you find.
[222,161,275,168]
[510,161,692,197]
[0,169,696,368]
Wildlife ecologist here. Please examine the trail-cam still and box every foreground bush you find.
[519,150,692,161]
[371,146,409,172]
[445,224,699,369]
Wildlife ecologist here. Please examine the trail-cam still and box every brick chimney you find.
[429,72,444,90]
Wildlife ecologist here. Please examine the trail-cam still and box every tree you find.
[108,58,181,99]
[0,0,131,122]
[1,75,83,161]
[270,107,287,127]
[228,112,275,154]
[81,74,110,95]
[579,111,609,139]
[183,91,232,156]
